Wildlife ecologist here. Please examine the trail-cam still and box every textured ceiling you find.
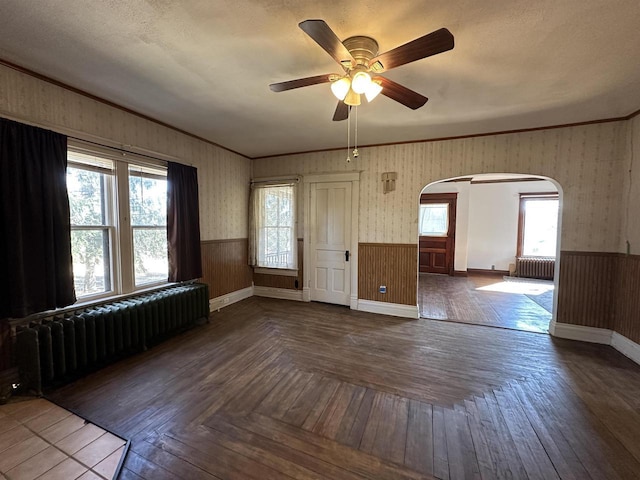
[1,0,639,158]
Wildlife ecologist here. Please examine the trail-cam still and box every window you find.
[250,184,297,270]
[129,166,168,286]
[419,203,449,236]
[518,194,559,257]
[67,153,115,297]
[67,147,168,300]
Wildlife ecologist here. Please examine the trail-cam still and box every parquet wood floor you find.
[419,273,553,333]
[48,297,640,479]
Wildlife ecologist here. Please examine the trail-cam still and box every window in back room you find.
[518,194,559,258]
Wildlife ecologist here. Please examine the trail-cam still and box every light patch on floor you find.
[476,279,554,295]
[0,398,126,479]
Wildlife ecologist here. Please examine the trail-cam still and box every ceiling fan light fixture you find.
[364,80,383,102]
[344,88,361,106]
[351,71,372,94]
[330,77,351,100]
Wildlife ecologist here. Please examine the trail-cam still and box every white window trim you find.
[68,145,171,302]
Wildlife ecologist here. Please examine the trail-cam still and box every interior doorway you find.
[419,193,457,275]
[417,174,562,334]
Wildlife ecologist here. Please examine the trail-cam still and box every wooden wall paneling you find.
[201,239,253,299]
[556,251,616,330]
[613,254,640,344]
[358,243,417,306]
[253,239,304,290]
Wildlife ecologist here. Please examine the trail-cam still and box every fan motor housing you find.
[343,36,379,66]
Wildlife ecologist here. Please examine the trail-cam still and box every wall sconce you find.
[382,172,397,194]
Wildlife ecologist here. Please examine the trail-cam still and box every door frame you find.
[303,172,360,308]
[419,193,457,275]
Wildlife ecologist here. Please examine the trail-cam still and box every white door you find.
[310,182,351,305]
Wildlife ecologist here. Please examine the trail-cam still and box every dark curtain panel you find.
[0,118,75,318]
[167,162,202,282]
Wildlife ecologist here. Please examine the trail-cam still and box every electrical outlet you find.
[491,265,495,270]
[379,285,387,294]
[223,297,230,304]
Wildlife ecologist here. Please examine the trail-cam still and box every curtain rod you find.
[0,109,185,165]
[251,176,300,186]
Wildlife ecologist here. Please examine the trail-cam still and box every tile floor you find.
[0,397,126,480]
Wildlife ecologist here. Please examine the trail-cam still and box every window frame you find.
[67,156,118,301]
[128,165,169,288]
[251,182,298,273]
[517,193,559,258]
[67,143,169,302]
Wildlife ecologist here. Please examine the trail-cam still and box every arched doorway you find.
[417,173,563,334]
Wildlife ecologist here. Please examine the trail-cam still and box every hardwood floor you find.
[47,297,640,479]
[419,273,553,333]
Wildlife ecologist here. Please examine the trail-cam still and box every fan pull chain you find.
[353,106,359,159]
[346,107,351,163]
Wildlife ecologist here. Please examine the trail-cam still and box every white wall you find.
[422,179,558,272]
[466,180,557,271]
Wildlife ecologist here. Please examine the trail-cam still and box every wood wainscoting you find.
[557,251,617,330]
[201,239,253,299]
[557,251,640,344]
[253,239,304,290]
[358,243,417,306]
[613,253,640,344]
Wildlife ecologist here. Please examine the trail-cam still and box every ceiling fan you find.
[269,20,454,121]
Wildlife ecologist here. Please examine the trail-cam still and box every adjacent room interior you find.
[1,1,640,479]
[418,174,559,333]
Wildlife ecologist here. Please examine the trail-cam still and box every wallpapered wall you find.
[253,121,629,252]
[0,64,250,241]
[621,116,640,255]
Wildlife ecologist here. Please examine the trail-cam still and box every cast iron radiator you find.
[515,257,555,280]
[15,283,209,395]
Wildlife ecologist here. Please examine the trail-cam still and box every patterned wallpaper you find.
[0,64,250,241]
[621,116,640,255]
[253,122,629,251]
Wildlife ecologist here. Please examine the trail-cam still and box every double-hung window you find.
[517,194,559,258]
[68,152,116,298]
[67,145,168,301]
[129,165,168,286]
[250,183,297,271]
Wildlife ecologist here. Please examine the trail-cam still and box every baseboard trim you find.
[356,300,419,319]
[467,268,510,276]
[254,286,304,302]
[550,320,613,344]
[612,332,640,365]
[209,286,254,312]
[454,270,468,277]
[551,321,640,366]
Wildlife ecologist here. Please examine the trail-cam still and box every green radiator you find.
[16,283,209,395]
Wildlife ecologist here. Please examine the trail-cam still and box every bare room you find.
[1,1,640,479]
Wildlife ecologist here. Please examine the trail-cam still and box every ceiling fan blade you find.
[299,20,356,68]
[332,101,349,121]
[269,74,336,92]
[376,77,428,109]
[369,28,454,72]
